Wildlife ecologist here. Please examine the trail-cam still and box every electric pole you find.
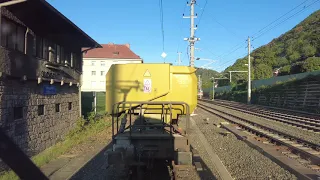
[212,77,215,101]
[177,52,182,65]
[211,77,228,101]
[198,75,203,99]
[247,36,251,104]
[190,0,195,67]
[183,0,199,68]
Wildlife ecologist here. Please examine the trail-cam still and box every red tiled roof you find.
[82,43,141,59]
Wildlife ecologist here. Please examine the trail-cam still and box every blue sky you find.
[48,0,319,72]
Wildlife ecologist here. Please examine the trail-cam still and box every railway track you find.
[201,99,320,132]
[197,100,320,168]
[215,99,320,120]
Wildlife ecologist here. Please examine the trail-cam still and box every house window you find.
[91,81,96,87]
[38,105,44,116]
[16,26,25,52]
[60,47,64,64]
[100,81,105,87]
[55,104,60,112]
[91,61,96,66]
[68,102,72,110]
[43,39,49,60]
[48,44,56,62]
[101,61,105,66]
[101,71,104,76]
[64,51,71,66]
[1,17,25,53]
[35,36,43,58]
[71,52,75,67]
[13,107,23,120]
[91,71,96,76]
[56,45,61,63]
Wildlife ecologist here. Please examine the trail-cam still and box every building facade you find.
[0,1,99,157]
[82,43,143,92]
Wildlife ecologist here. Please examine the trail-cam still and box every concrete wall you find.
[0,80,79,156]
[81,58,143,92]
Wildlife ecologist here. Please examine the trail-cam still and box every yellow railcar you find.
[105,63,197,122]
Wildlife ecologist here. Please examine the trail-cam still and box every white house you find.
[81,43,143,92]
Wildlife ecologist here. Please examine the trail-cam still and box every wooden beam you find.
[0,0,27,7]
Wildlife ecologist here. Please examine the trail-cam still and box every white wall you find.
[81,58,143,92]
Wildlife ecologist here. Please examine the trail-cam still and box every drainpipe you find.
[24,28,29,54]
[79,73,82,118]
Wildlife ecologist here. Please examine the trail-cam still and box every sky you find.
[47,0,319,72]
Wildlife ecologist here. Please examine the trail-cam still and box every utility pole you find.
[211,77,228,101]
[198,75,203,99]
[212,77,215,101]
[177,52,182,65]
[183,0,199,68]
[190,0,195,67]
[247,36,251,104]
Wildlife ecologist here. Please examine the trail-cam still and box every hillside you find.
[195,68,221,89]
[223,9,320,84]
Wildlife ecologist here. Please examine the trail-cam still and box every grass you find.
[0,115,112,180]
[96,92,106,115]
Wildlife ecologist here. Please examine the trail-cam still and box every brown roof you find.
[83,43,141,59]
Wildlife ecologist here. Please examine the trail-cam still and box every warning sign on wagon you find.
[143,79,152,93]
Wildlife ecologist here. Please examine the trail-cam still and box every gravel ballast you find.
[182,107,297,180]
[200,101,320,145]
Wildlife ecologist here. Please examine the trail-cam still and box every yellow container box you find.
[105,63,197,122]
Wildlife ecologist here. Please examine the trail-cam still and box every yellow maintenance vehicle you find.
[105,63,198,179]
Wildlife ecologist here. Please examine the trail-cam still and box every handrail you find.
[112,101,190,141]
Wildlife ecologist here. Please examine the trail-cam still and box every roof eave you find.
[40,0,101,48]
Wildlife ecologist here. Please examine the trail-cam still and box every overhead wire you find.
[252,0,320,40]
[159,0,165,52]
[214,0,319,70]
[195,3,240,38]
[195,0,207,32]
[251,0,311,38]
[176,2,187,53]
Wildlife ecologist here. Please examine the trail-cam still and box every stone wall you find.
[0,79,79,156]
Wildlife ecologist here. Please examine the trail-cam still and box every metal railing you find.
[111,101,190,140]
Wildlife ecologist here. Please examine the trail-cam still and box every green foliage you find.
[254,64,273,79]
[280,65,291,75]
[224,10,320,82]
[302,57,320,72]
[195,68,221,88]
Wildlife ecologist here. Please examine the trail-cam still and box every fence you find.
[254,78,320,113]
[81,92,106,118]
[206,70,320,94]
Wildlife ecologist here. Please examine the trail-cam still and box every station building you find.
[0,0,100,156]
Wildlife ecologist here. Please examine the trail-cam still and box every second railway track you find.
[197,100,320,167]
[201,99,320,132]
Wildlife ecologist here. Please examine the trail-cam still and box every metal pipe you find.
[24,28,29,54]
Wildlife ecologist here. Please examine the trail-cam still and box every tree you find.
[302,57,320,72]
[254,64,273,79]
[301,44,317,57]
[222,9,320,80]
[280,65,291,75]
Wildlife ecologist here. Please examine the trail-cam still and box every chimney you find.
[125,43,130,49]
